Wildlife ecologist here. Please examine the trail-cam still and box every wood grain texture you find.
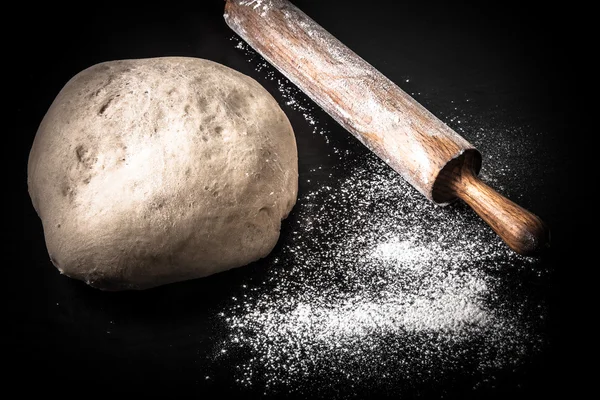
[225,0,474,201]
[435,151,549,255]
[224,0,549,254]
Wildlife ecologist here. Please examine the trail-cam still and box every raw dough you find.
[28,57,298,290]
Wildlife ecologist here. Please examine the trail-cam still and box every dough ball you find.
[28,57,298,290]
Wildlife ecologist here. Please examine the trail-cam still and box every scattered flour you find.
[213,35,549,399]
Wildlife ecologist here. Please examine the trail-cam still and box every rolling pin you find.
[224,0,549,255]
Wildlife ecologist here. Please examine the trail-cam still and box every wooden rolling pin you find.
[224,0,549,255]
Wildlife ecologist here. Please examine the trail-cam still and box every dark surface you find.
[13,1,580,398]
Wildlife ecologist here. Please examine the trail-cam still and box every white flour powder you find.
[212,37,548,398]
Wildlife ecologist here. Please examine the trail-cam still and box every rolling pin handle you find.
[441,153,550,256]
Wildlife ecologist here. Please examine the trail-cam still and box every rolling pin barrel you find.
[224,0,549,255]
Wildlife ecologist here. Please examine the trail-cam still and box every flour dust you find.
[209,37,550,398]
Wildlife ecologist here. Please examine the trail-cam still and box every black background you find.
[13,1,582,398]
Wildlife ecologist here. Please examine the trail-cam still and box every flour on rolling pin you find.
[225,0,549,255]
[227,0,471,194]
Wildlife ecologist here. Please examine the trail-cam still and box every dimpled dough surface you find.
[28,57,298,290]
